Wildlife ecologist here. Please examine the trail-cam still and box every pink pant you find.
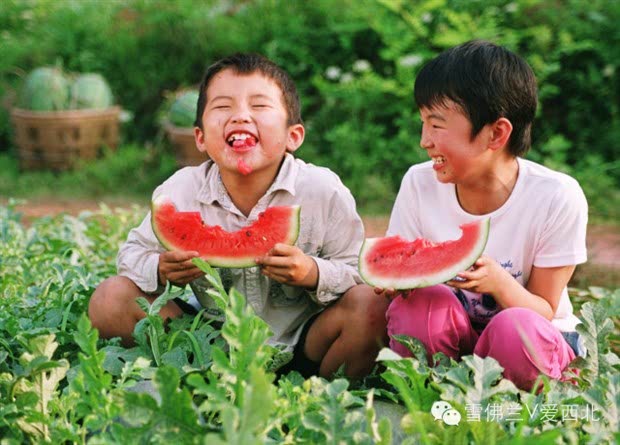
[385,285,575,391]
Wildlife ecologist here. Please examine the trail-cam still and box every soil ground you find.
[5,198,620,288]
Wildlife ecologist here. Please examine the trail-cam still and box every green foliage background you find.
[1,0,619,218]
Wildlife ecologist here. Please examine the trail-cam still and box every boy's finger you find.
[459,269,484,281]
[267,243,296,256]
[448,278,477,290]
[179,259,200,270]
[168,268,203,283]
[256,255,290,268]
[163,250,199,262]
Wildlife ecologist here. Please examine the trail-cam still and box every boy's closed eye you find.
[420,121,442,129]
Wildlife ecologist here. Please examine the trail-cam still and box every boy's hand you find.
[446,255,512,295]
[373,287,401,301]
[255,243,318,289]
[158,250,204,287]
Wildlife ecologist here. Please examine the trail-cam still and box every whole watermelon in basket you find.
[168,90,199,127]
[70,73,114,109]
[18,67,70,111]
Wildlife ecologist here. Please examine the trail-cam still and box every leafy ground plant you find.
[0,202,618,444]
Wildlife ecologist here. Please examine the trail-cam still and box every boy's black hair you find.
[414,40,537,156]
[195,53,302,128]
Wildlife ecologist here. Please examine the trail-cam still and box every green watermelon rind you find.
[70,73,114,110]
[19,67,71,111]
[168,91,199,128]
[151,195,301,269]
[358,219,491,290]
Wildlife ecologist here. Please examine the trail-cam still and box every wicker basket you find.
[164,122,209,167]
[11,107,121,171]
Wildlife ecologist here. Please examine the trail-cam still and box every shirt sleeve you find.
[386,168,423,239]
[310,188,364,305]
[534,177,588,267]
[116,209,166,294]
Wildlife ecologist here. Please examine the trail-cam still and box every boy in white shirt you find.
[89,53,389,379]
[381,40,587,390]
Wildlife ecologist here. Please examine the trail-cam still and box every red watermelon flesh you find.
[359,219,490,289]
[151,194,300,268]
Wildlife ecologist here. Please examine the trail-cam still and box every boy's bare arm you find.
[447,255,575,320]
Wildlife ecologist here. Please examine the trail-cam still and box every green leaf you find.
[160,347,188,371]
[576,301,620,384]
[13,334,69,441]
[149,283,184,316]
[365,389,393,445]
[299,377,370,443]
[101,345,148,376]
[441,355,518,407]
[234,367,277,441]
[468,420,507,445]
[379,348,439,413]
[192,258,228,310]
[582,372,619,434]
[122,366,203,440]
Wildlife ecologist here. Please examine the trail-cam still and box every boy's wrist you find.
[301,256,319,290]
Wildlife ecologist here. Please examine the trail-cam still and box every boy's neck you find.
[219,159,283,217]
[455,156,519,215]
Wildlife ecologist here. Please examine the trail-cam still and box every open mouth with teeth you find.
[432,156,446,166]
[226,132,258,152]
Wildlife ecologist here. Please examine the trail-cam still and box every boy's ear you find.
[194,126,208,153]
[286,124,305,153]
[488,117,513,151]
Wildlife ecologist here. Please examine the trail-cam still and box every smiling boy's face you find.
[194,69,304,178]
[419,100,495,184]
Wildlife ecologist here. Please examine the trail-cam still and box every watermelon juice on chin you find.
[231,136,256,175]
[237,158,252,175]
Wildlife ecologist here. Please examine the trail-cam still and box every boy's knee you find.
[476,307,559,361]
[476,308,570,391]
[88,276,142,325]
[483,307,543,340]
[341,285,390,330]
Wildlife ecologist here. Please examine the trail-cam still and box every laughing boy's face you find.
[195,69,303,178]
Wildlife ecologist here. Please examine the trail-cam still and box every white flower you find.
[352,59,371,73]
[325,66,342,80]
[399,54,423,68]
[603,65,615,77]
[421,12,433,23]
[505,3,518,13]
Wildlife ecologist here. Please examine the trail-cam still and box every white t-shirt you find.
[387,158,588,331]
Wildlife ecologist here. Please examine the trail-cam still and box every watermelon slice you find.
[151,195,300,268]
[359,219,490,289]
